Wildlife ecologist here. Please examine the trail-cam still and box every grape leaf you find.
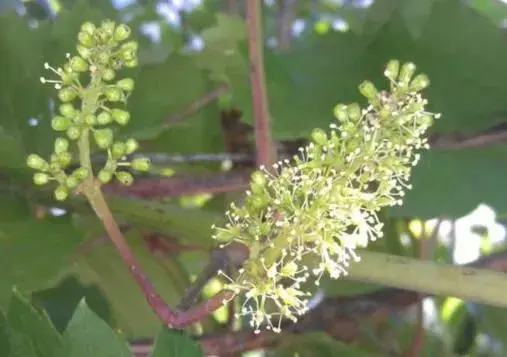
[59,299,131,357]
[31,276,111,334]
[0,197,82,308]
[6,289,62,357]
[0,310,9,357]
[150,327,203,357]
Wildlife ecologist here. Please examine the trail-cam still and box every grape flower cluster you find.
[212,61,440,333]
[26,20,150,200]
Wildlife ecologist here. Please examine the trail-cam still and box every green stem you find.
[75,76,177,325]
[347,250,507,308]
[73,73,233,328]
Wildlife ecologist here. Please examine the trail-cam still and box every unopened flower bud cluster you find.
[27,20,151,200]
[212,61,440,333]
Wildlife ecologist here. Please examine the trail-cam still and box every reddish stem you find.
[246,0,275,167]
[172,290,234,328]
[84,180,230,328]
[103,170,251,198]
[84,183,177,324]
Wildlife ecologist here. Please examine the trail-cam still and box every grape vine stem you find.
[247,0,275,167]
[75,75,232,329]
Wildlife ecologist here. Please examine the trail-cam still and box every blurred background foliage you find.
[2,0,507,356]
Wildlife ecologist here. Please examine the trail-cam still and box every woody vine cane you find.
[26,20,439,332]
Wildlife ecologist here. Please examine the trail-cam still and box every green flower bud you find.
[52,116,71,131]
[377,196,396,206]
[102,68,116,81]
[66,125,82,140]
[379,107,391,119]
[54,185,68,201]
[251,171,266,187]
[98,169,113,184]
[80,22,96,34]
[409,74,430,92]
[85,114,97,126]
[125,138,139,154]
[116,171,134,186]
[384,60,400,81]
[347,103,362,122]
[112,142,126,159]
[105,87,122,102]
[124,59,138,68]
[27,154,48,170]
[58,87,78,102]
[358,81,378,100]
[60,72,79,87]
[54,137,69,154]
[97,111,112,125]
[246,195,268,212]
[110,57,124,70]
[417,114,434,127]
[120,42,138,62]
[33,172,50,186]
[76,45,92,59]
[346,138,361,152]
[97,52,110,65]
[69,56,88,72]
[56,152,72,167]
[49,154,60,168]
[311,128,328,146]
[59,103,77,118]
[341,121,357,137]
[94,128,113,149]
[333,104,348,122]
[77,31,94,47]
[114,24,131,42]
[66,175,79,189]
[59,64,79,85]
[117,78,134,92]
[73,167,89,180]
[101,19,116,37]
[111,109,130,125]
[121,41,138,51]
[131,157,150,171]
[95,29,109,44]
[405,101,425,114]
[399,62,416,85]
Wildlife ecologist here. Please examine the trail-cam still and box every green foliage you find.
[31,276,111,334]
[226,0,507,218]
[6,289,62,357]
[1,290,201,357]
[150,328,203,357]
[274,332,375,357]
[2,0,507,355]
[106,196,222,247]
[59,299,131,357]
[65,224,193,336]
[0,197,82,308]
